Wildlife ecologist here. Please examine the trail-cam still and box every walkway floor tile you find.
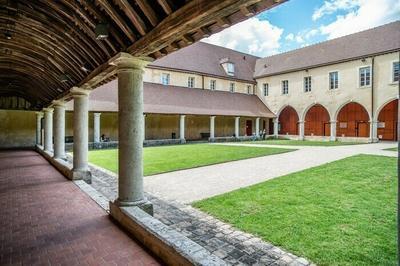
[0,150,160,266]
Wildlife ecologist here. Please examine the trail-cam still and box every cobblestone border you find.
[86,162,314,266]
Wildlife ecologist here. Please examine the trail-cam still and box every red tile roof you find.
[66,80,274,118]
[149,42,259,83]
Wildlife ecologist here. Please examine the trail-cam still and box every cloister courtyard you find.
[83,141,396,265]
[1,0,399,265]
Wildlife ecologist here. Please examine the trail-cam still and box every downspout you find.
[371,56,375,142]
[202,75,205,89]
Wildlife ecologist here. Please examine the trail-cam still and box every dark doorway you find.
[246,120,252,136]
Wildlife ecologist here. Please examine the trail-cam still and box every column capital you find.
[111,52,153,71]
[94,112,102,117]
[35,111,43,117]
[42,107,53,113]
[210,115,216,119]
[180,114,186,118]
[298,120,305,124]
[235,116,240,119]
[330,120,337,123]
[70,87,90,97]
[52,100,65,107]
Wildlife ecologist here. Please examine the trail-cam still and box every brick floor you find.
[0,150,160,266]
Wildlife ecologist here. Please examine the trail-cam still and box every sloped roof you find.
[149,42,259,82]
[254,21,400,78]
[66,80,274,118]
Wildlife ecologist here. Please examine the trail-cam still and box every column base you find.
[180,138,186,144]
[112,198,153,216]
[71,170,92,184]
[329,137,337,141]
[208,137,215,142]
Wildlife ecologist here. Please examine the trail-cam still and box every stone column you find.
[35,112,43,145]
[273,118,279,137]
[371,120,378,143]
[43,108,53,152]
[180,115,186,143]
[93,113,101,143]
[255,117,260,138]
[298,120,305,140]
[235,117,240,138]
[330,120,337,141]
[143,114,146,141]
[53,101,66,159]
[71,87,91,183]
[210,116,215,141]
[113,53,152,213]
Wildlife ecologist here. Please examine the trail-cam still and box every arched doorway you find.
[279,106,299,135]
[336,102,370,137]
[304,104,330,136]
[377,99,398,141]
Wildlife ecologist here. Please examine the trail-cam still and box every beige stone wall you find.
[256,51,399,122]
[0,110,36,148]
[144,68,255,94]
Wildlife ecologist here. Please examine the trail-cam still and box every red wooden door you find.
[357,122,369,137]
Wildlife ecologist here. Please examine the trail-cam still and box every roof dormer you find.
[220,58,235,76]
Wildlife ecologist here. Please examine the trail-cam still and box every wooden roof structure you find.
[0,0,285,110]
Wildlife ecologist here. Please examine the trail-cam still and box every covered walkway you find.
[0,150,159,265]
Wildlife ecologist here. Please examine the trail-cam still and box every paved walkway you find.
[0,150,160,265]
[144,142,397,203]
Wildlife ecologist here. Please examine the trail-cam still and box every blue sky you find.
[203,0,400,57]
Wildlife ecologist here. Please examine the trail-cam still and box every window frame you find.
[263,83,269,96]
[282,80,289,95]
[329,71,339,90]
[229,82,235,93]
[226,63,235,76]
[358,65,371,88]
[209,79,216,90]
[391,61,399,83]
[161,73,170,85]
[187,76,195,88]
[247,85,253,94]
[304,76,312,92]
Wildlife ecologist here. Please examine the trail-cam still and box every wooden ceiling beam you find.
[95,0,136,42]
[157,0,174,15]
[135,0,159,26]
[114,0,148,36]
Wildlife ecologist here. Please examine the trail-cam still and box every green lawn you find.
[246,139,366,146]
[194,155,397,265]
[89,144,292,176]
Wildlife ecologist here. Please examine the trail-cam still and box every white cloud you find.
[319,0,400,39]
[312,0,360,21]
[285,33,294,41]
[295,35,304,43]
[202,17,283,57]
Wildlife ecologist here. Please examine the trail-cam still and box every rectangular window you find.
[247,85,252,94]
[393,62,399,82]
[282,80,289,95]
[329,71,339,89]
[359,66,371,87]
[304,76,312,92]
[227,63,235,76]
[188,76,195,88]
[263,83,269,96]
[161,73,170,85]
[229,82,235,92]
[209,80,216,90]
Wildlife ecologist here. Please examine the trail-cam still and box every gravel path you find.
[144,142,397,203]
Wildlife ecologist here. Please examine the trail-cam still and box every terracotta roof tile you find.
[66,81,274,118]
[149,42,259,82]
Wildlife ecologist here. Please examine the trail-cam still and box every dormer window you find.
[226,63,235,76]
[220,58,235,76]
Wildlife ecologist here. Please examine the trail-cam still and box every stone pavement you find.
[89,163,312,266]
[0,150,160,266]
[144,142,397,203]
